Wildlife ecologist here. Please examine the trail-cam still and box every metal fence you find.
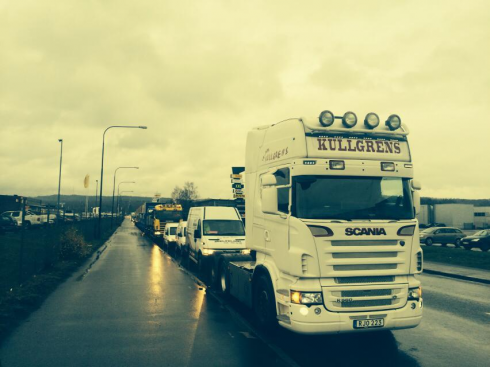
[0,217,122,295]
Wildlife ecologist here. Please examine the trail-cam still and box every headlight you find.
[408,287,422,300]
[290,291,323,305]
[155,231,161,235]
[241,249,251,255]
[202,249,215,256]
[471,239,480,242]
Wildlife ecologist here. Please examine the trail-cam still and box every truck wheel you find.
[254,275,277,330]
[425,238,433,246]
[219,261,230,295]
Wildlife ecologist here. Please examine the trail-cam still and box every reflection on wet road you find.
[1,219,489,367]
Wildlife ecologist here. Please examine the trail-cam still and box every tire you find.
[463,245,472,251]
[425,238,433,246]
[254,275,277,330]
[480,244,489,252]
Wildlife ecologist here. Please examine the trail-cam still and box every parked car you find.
[0,215,18,234]
[461,230,490,252]
[419,227,465,247]
[1,210,44,227]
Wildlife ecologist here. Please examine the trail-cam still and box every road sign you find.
[232,167,245,175]
[233,194,245,199]
[232,183,243,189]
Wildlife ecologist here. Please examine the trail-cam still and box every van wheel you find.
[254,275,277,330]
[425,238,433,246]
[219,261,230,295]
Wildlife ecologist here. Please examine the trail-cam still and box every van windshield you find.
[169,227,177,235]
[292,175,414,220]
[203,220,245,236]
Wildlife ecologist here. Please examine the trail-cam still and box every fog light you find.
[381,162,396,171]
[329,160,345,170]
[202,249,215,256]
[319,110,335,127]
[300,307,309,316]
[241,249,251,255]
[314,307,322,315]
[364,112,380,129]
[386,114,401,131]
[342,111,357,128]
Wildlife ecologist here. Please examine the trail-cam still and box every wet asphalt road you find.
[1,219,489,367]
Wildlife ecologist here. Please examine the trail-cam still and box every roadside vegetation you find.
[423,245,490,271]
[0,219,121,345]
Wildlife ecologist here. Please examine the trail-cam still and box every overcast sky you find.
[1,0,489,200]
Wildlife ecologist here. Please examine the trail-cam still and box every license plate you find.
[353,319,384,329]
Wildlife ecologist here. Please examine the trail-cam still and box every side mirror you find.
[413,191,420,215]
[262,187,278,214]
[411,180,422,191]
[194,229,201,239]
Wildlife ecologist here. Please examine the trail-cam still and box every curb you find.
[423,269,490,285]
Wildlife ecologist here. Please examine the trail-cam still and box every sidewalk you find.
[423,261,490,284]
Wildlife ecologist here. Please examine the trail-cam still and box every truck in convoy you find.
[211,110,423,334]
[151,204,183,239]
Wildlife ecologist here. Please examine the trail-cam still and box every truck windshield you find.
[155,211,182,222]
[203,220,245,236]
[292,176,414,220]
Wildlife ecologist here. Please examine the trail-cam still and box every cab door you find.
[261,167,291,271]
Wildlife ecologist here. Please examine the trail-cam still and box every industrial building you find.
[417,204,490,229]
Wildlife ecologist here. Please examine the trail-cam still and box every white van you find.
[163,222,179,252]
[185,206,247,272]
[176,221,187,254]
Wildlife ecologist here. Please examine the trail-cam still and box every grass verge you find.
[0,222,120,346]
[423,245,490,270]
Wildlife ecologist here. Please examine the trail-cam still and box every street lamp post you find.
[57,139,63,222]
[118,190,134,218]
[111,166,139,229]
[97,125,147,238]
[116,181,135,218]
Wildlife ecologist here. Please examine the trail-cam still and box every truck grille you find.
[320,239,408,277]
[324,284,407,312]
[335,276,395,284]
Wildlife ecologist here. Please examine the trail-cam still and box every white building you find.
[433,204,474,229]
[474,207,490,229]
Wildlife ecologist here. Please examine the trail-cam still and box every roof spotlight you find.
[364,113,380,129]
[342,111,357,128]
[319,110,335,127]
[386,114,401,131]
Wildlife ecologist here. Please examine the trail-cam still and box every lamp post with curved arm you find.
[117,181,135,219]
[97,125,147,238]
[111,166,139,229]
[118,190,134,218]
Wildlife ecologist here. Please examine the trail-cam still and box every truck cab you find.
[218,110,423,334]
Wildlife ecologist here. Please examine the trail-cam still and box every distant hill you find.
[421,197,490,207]
[34,195,172,213]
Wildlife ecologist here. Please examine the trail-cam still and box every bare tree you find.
[172,182,199,216]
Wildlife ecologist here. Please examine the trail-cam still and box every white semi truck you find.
[212,110,423,334]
